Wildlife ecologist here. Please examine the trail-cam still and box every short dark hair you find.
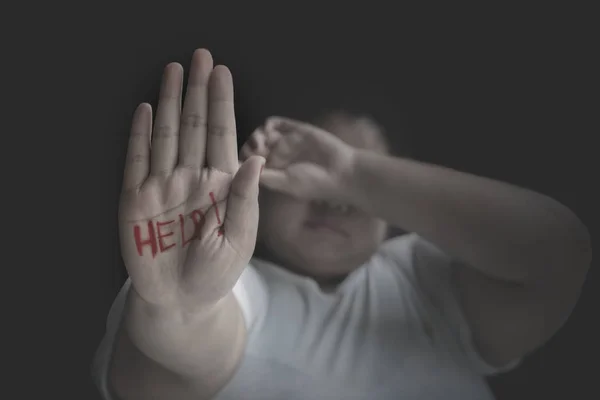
[246,79,412,158]
[311,110,392,155]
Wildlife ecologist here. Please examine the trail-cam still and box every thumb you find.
[224,155,265,241]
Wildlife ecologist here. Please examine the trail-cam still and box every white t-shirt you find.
[92,233,518,399]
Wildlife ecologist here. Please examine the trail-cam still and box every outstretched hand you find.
[119,49,265,312]
[240,116,357,202]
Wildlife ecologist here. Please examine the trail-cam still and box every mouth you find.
[304,220,349,237]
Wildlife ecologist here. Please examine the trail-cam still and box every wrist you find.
[126,286,230,331]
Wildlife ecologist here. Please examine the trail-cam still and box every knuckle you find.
[128,154,147,164]
[130,129,149,138]
[152,168,171,176]
[181,113,206,128]
[128,134,149,148]
[177,163,201,174]
[153,125,176,138]
[211,98,234,106]
[208,125,234,137]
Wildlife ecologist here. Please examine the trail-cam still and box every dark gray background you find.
[14,4,595,399]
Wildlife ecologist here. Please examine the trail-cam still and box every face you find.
[255,113,390,284]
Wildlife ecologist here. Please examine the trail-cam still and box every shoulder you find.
[377,233,452,271]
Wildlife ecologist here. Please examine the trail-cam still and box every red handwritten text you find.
[134,192,223,257]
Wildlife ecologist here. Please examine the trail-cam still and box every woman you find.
[93,48,591,399]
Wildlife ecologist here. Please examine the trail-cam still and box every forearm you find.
[109,290,246,400]
[347,150,591,285]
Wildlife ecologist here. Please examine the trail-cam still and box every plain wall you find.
[49,6,594,399]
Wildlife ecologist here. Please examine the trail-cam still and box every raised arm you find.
[106,49,265,400]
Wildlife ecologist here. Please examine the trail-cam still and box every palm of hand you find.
[118,50,264,310]
[120,169,239,307]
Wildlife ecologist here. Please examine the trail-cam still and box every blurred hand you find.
[240,116,356,202]
[119,49,265,314]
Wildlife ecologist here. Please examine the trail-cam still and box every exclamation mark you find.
[209,191,225,236]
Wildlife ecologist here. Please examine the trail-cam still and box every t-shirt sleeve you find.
[232,261,270,333]
[90,263,268,399]
[379,233,521,376]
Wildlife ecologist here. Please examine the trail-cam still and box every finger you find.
[122,103,152,192]
[240,127,270,161]
[265,131,304,169]
[150,63,184,176]
[224,155,265,244]
[239,141,254,161]
[245,126,282,167]
[206,65,238,174]
[178,49,213,169]
[239,130,259,161]
[265,116,307,134]
[263,125,282,148]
